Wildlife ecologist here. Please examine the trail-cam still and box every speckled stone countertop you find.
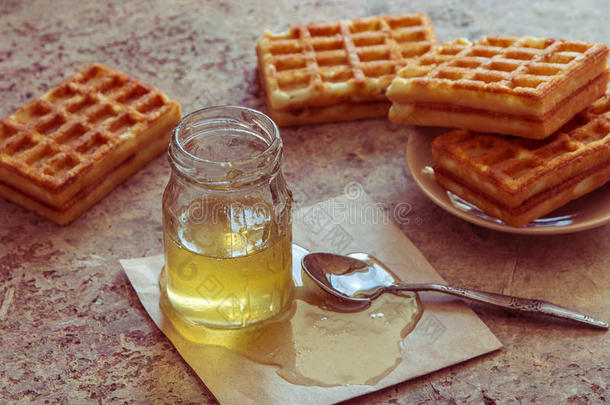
[1,0,609,403]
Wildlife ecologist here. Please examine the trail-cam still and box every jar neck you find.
[168,106,283,189]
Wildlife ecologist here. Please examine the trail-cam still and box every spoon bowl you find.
[302,252,608,330]
[301,252,395,302]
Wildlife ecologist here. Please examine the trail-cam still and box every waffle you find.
[387,36,609,139]
[0,63,181,224]
[431,92,610,226]
[256,14,437,125]
[0,132,170,225]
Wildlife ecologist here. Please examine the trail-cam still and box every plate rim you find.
[406,130,610,235]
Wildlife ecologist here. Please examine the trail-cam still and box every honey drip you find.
[160,246,422,387]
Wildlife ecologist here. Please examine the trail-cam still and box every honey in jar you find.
[162,106,293,328]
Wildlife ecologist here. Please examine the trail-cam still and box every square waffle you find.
[431,92,610,226]
[256,14,437,125]
[387,36,608,139]
[0,63,181,224]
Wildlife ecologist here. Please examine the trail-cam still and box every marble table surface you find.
[1,0,608,403]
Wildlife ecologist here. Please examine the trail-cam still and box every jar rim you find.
[172,105,280,167]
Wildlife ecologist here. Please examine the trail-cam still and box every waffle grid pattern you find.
[258,14,437,110]
[432,93,610,204]
[0,63,174,191]
[582,92,610,120]
[397,36,606,95]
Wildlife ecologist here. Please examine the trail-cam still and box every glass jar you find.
[162,106,293,328]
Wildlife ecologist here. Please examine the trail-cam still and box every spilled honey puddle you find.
[159,246,422,387]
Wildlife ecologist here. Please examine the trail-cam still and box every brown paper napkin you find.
[120,193,502,404]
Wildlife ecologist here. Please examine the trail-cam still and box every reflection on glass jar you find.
[162,106,293,328]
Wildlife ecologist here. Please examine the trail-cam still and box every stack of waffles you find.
[387,36,608,139]
[257,14,610,226]
[385,35,609,226]
[256,14,437,125]
[431,93,610,226]
[0,63,181,224]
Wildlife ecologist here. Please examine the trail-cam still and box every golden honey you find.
[163,197,292,327]
[162,106,293,328]
[159,246,422,387]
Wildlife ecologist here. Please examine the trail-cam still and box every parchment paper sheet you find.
[120,193,502,404]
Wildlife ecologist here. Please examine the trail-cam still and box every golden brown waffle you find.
[256,14,437,125]
[0,63,181,224]
[387,36,608,139]
[434,162,610,227]
[431,92,610,226]
[0,131,170,225]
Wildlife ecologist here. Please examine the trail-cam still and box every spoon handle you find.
[392,283,608,330]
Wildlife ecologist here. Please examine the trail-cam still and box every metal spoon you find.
[302,252,608,330]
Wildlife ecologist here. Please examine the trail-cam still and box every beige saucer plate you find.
[406,129,610,235]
